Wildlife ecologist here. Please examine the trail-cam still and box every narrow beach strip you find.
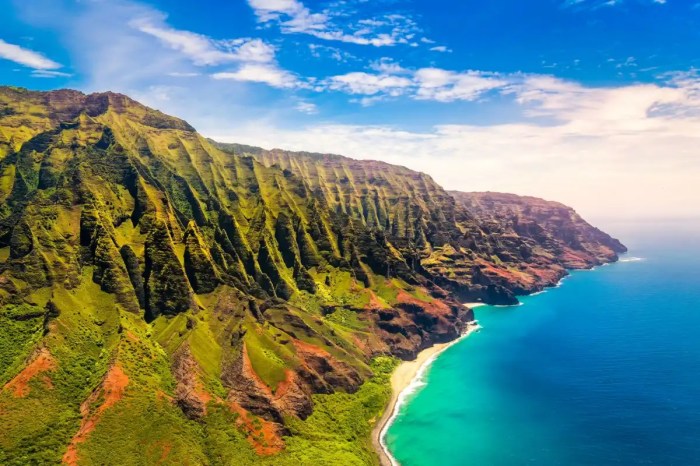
[372,321,482,466]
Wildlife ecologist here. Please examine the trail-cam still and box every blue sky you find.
[1,0,698,219]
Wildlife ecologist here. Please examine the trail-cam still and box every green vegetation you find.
[198,356,397,466]
[278,356,397,466]
[0,304,44,384]
[243,325,292,391]
[0,87,622,465]
[0,87,443,466]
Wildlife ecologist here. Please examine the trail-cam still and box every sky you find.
[1,0,698,220]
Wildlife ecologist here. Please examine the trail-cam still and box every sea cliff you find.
[0,87,624,465]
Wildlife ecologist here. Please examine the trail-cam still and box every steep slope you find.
[214,144,512,303]
[450,191,627,269]
[0,87,625,466]
[216,143,626,302]
[0,87,471,465]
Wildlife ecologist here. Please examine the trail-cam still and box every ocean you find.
[384,219,700,466]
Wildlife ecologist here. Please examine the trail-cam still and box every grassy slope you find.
[0,88,466,465]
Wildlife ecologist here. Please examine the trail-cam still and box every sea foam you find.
[619,256,645,262]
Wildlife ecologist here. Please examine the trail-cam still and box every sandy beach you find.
[372,321,481,466]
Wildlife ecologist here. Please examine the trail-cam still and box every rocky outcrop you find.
[450,191,627,269]
[172,346,211,419]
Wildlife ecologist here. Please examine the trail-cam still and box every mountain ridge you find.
[214,141,626,300]
[0,87,624,465]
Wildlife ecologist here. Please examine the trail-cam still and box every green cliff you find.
[0,88,624,465]
[215,143,626,302]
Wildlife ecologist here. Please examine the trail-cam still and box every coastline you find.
[372,320,482,466]
[371,259,625,465]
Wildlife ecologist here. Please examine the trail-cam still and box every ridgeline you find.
[0,87,625,465]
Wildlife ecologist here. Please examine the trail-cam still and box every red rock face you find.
[63,365,130,466]
[451,191,627,273]
[366,287,473,360]
[2,348,56,398]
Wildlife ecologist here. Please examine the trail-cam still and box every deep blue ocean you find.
[385,219,700,466]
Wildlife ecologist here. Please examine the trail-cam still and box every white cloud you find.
[369,58,409,74]
[212,63,298,88]
[295,101,318,114]
[308,43,355,62]
[131,16,276,66]
[249,0,325,28]
[563,0,624,9]
[209,75,700,219]
[308,30,399,47]
[11,0,306,125]
[352,95,389,107]
[429,45,451,53]
[324,66,509,103]
[168,71,201,77]
[414,68,507,102]
[0,39,61,70]
[225,38,277,63]
[246,0,421,47]
[125,12,302,92]
[143,84,183,102]
[248,0,302,17]
[508,74,696,131]
[327,72,413,95]
[11,0,187,91]
[30,69,72,78]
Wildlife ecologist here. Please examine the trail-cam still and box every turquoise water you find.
[386,220,700,466]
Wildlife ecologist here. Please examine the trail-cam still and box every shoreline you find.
[371,259,625,465]
[371,257,629,464]
[372,321,481,466]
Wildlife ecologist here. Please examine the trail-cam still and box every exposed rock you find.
[451,191,627,268]
[172,347,211,419]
